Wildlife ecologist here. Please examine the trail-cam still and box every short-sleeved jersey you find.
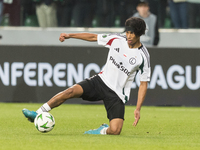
[97,33,151,103]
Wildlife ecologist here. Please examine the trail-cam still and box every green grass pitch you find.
[0,103,200,150]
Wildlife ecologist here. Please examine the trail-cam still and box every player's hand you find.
[59,33,70,42]
[133,109,140,127]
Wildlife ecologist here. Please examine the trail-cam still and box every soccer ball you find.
[34,112,55,133]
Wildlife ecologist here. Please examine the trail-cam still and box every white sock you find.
[100,127,108,135]
[36,103,51,114]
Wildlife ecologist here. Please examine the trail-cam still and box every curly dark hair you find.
[125,17,146,37]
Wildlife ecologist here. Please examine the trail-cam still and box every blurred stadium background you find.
[0,0,200,106]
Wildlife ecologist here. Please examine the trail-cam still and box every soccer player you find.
[22,17,151,135]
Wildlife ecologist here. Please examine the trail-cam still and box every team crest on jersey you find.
[129,57,136,65]
[102,35,107,38]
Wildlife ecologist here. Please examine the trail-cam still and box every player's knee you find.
[110,126,122,135]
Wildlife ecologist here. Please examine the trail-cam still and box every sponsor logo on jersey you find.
[109,56,130,76]
[102,35,107,38]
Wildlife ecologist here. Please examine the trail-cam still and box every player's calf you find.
[106,118,123,135]
[106,126,122,135]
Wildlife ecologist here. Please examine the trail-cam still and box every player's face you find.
[126,31,140,47]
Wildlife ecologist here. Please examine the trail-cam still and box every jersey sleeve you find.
[139,53,151,82]
[97,34,120,48]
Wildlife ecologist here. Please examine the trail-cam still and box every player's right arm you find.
[59,33,97,42]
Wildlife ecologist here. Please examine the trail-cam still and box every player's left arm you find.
[133,51,150,127]
[133,81,148,126]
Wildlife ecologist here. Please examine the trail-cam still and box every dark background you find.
[0,46,199,106]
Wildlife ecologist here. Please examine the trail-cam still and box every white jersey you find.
[97,33,151,103]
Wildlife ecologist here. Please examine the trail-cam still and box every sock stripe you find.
[41,106,47,112]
